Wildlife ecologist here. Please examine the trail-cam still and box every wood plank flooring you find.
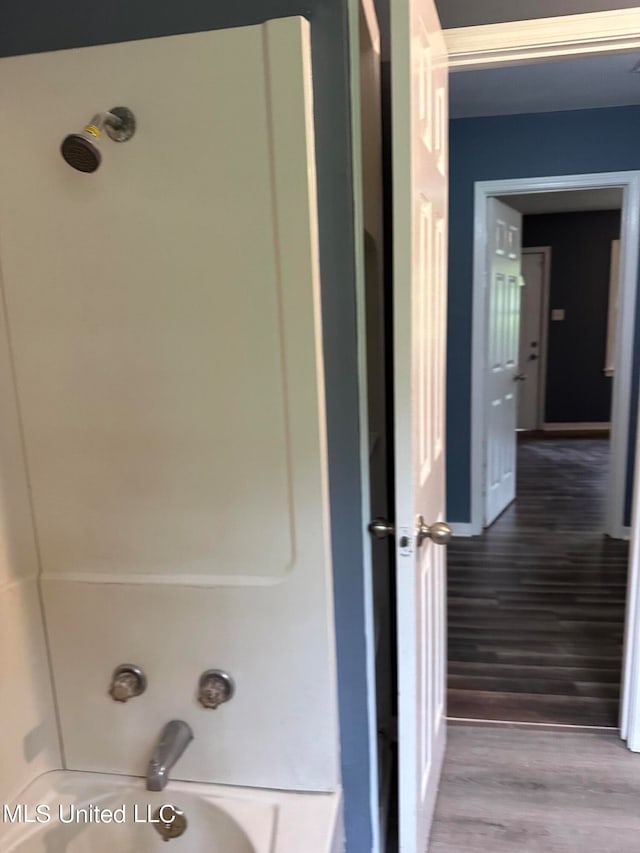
[430,725,640,852]
[447,438,629,726]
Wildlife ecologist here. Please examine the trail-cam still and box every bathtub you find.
[1,771,343,852]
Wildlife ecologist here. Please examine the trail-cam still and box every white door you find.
[391,0,449,848]
[518,249,548,431]
[0,19,340,792]
[484,198,523,527]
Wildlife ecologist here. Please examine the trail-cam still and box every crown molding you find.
[445,8,640,70]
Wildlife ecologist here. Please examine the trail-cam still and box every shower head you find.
[61,107,136,173]
[61,131,102,173]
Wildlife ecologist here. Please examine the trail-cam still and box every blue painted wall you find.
[0,4,372,851]
[447,105,640,526]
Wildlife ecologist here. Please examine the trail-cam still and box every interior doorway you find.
[510,190,623,439]
[470,174,640,542]
[449,180,638,727]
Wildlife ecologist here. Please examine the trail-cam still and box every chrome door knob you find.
[416,517,452,548]
[514,372,526,382]
[368,517,395,540]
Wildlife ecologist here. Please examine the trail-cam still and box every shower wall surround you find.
[0,19,340,791]
[0,292,60,803]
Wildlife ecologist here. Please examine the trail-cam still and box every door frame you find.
[520,246,551,431]
[623,416,640,747]
[470,172,640,541]
[348,0,385,850]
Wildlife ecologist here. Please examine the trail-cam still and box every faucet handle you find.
[109,664,147,702]
[198,670,235,709]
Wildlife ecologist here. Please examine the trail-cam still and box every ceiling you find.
[371,1,640,116]
[497,187,623,215]
[450,52,640,118]
[435,0,640,29]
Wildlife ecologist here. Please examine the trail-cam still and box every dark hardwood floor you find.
[447,438,629,727]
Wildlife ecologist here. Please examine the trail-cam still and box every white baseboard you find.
[543,422,611,431]
[450,522,475,537]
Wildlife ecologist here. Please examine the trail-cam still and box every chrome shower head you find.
[61,107,136,173]
[61,130,102,173]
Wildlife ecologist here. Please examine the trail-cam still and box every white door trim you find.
[471,172,640,542]
[445,8,640,70]
[522,246,551,431]
[622,391,640,744]
[449,522,475,538]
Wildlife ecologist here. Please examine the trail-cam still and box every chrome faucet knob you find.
[111,672,139,702]
[109,664,147,702]
[198,670,235,710]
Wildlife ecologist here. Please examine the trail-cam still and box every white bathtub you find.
[1,772,343,852]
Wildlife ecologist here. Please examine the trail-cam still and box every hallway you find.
[447,438,629,726]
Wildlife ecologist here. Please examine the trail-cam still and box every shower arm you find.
[85,109,135,143]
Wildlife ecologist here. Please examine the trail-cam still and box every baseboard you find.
[519,424,611,440]
[450,522,475,537]
[447,716,618,733]
[543,422,610,431]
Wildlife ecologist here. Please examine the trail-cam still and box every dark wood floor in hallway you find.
[447,438,629,726]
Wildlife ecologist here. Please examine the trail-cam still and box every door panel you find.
[518,250,546,430]
[485,198,522,527]
[391,0,448,848]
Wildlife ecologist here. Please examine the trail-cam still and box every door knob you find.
[369,517,395,540]
[514,373,526,382]
[416,517,452,547]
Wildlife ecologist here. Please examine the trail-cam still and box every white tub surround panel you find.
[0,580,61,803]
[41,579,338,790]
[0,272,42,591]
[0,266,61,801]
[0,20,340,791]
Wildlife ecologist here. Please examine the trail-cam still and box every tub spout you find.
[146,720,193,792]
